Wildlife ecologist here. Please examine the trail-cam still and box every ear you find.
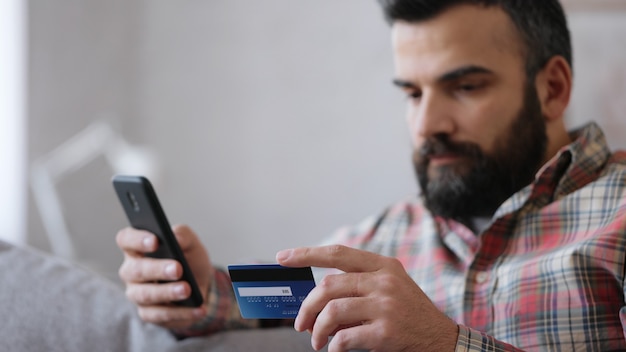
[534,56,572,122]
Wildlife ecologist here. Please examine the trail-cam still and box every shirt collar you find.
[494,122,612,218]
[434,122,612,261]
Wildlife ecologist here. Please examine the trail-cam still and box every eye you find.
[458,84,478,91]
[409,91,422,99]
[404,89,422,101]
[455,81,486,94]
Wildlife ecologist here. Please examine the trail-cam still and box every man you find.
[117,0,626,351]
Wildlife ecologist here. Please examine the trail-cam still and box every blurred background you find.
[1,0,625,284]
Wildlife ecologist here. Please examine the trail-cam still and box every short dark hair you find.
[378,0,572,78]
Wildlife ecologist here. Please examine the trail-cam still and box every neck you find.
[543,119,572,165]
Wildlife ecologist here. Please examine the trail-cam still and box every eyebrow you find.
[392,65,495,89]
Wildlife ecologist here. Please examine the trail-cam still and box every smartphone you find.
[112,175,203,307]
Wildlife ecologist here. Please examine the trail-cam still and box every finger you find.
[295,272,369,332]
[137,305,207,329]
[326,324,375,352]
[171,224,199,251]
[119,256,182,283]
[277,245,387,273]
[116,227,158,255]
[310,297,372,351]
[126,281,192,305]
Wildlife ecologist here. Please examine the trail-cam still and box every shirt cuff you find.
[455,325,523,352]
[173,268,259,338]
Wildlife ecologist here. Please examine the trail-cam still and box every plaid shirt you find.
[327,122,626,351]
[186,123,626,351]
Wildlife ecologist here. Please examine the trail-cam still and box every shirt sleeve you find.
[620,278,626,344]
[455,326,525,352]
[173,268,260,338]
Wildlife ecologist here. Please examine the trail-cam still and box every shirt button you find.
[476,272,489,284]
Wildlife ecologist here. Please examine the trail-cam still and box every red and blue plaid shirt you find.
[186,122,626,351]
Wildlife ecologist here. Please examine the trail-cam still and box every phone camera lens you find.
[127,192,140,212]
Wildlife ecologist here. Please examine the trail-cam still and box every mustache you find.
[417,135,483,160]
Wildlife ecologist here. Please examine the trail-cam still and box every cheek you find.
[405,102,437,150]
[460,99,519,154]
[406,108,420,147]
[407,126,426,151]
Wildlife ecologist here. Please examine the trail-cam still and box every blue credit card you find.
[227,264,316,319]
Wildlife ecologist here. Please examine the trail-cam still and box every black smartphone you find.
[112,175,203,307]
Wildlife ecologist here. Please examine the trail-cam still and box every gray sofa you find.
[0,240,323,352]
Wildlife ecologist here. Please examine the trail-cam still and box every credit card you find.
[227,264,316,319]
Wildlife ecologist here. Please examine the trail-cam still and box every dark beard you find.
[413,82,548,223]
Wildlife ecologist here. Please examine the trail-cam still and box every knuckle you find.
[126,285,147,304]
[377,321,395,341]
[331,329,350,350]
[353,272,365,297]
[125,286,134,301]
[172,224,191,234]
[115,229,124,247]
[327,244,347,258]
[386,257,404,271]
[137,288,152,304]
[172,224,194,248]
[137,308,151,322]
[318,274,334,289]
[325,300,341,318]
[295,246,311,258]
[129,260,145,281]
[115,228,132,249]
[139,308,167,324]
[326,244,347,265]
[118,262,128,281]
[377,273,399,291]
[143,308,166,324]
[378,296,397,315]
[119,259,142,282]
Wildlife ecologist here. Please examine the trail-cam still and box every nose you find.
[407,91,455,141]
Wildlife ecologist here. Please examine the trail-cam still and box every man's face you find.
[391,5,547,221]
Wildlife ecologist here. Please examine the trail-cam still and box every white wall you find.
[133,0,414,265]
[27,0,142,281]
[0,0,26,245]
[567,12,626,149]
[27,0,414,278]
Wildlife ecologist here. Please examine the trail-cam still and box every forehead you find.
[391,4,525,82]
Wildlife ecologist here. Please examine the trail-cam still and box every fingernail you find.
[276,249,292,262]
[143,236,156,250]
[165,263,177,279]
[293,316,303,332]
[173,284,186,299]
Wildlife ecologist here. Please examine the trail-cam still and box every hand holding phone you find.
[112,175,204,307]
